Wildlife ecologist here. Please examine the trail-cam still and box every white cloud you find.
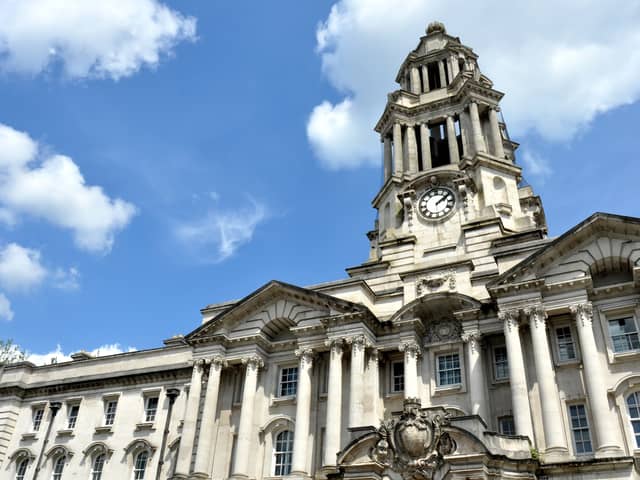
[309,0,640,168]
[175,199,267,262]
[0,243,47,292]
[0,294,14,321]
[0,0,196,79]
[27,343,137,366]
[521,151,552,180]
[0,124,137,253]
[52,267,80,291]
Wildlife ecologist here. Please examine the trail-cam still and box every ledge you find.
[56,429,74,437]
[271,396,296,407]
[20,433,37,441]
[94,426,113,434]
[135,422,155,432]
[433,384,463,396]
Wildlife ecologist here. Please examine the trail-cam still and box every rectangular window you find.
[278,367,298,397]
[67,404,80,429]
[104,400,118,426]
[498,415,515,435]
[391,361,405,393]
[608,317,640,353]
[32,407,44,432]
[144,396,159,422]
[556,326,577,361]
[493,346,509,380]
[569,404,593,454]
[437,353,461,387]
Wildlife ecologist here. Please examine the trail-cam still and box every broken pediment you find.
[187,280,370,344]
[491,213,640,292]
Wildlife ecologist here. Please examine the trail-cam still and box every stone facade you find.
[2,21,640,480]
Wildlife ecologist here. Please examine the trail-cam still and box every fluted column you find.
[193,356,227,478]
[525,306,568,459]
[468,101,486,154]
[231,356,264,479]
[462,331,487,421]
[348,336,368,428]
[421,65,430,92]
[499,310,534,440]
[399,341,421,400]
[445,115,460,164]
[406,125,419,173]
[420,123,431,170]
[323,339,344,467]
[383,136,392,181]
[290,349,314,475]
[174,360,205,479]
[571,303,624,456]
[392,123,403,176]
[488,107,505,159]
[410,67,421,94]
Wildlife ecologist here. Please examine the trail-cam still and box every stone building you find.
[1,21,640,480]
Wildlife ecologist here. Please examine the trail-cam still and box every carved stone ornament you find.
[416,271,455,297]
[425,318,461,344]
[370,399,456,480]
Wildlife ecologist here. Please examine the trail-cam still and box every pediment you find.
[187,280,369,344]
[491,213,640,291]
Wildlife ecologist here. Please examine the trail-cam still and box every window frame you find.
[31,406,45,432]
[607,315,640,354]
[132,451,149,480]
[277,365,298,398]
[428,343,466,396]
[597,302,640,363]
[66,403,80,430]
[272,430,294,476]
[143,396,159,423]
[567,403,593,456]
[626,391,640,449]
[435,352,462,388]
[51,455,66,480]
[492,345,509,382]
[15,458,28,480]
[552,322,579,364]
[91,453,105,480]
[103,397,119,427]
[497,415,515,436]
[390,359,405,394]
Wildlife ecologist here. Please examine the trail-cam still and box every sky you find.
[1,0,639,364]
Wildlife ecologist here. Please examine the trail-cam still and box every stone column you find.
[438,60,447,87]
[468,101,486,154]
[421,65,430,92]
[499,310,534,440]
[461,331,487,421]
[410,67,421,94]
[348,336,368,428]
[291,348,314,475]
[406,125,419,174]
[399,341,421,400]
[525,306,568,459]
[445,115,460,164]
[392,123,404,176]
[451,56,460,78]
[488,107,505,159]
[231,356,264,479]
[192,356,227,478]
[420,123,431,170]
[383,136,392,181]
[365,349,381,427]
[571,303,624,456]
[323,339,344,468]
[174,360,205,479]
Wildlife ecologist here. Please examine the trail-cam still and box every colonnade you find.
[499,303,623,459]
[382,102,504,181]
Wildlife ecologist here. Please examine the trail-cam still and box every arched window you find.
[133,451,148,480]
[627,392,640,447]
[52,456,65,480]
[91,454,105,480]
[273,430,294,476]
[15,459,28,480]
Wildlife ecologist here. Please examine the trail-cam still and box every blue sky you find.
[0,0,639,362]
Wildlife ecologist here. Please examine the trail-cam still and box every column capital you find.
[570,302,594,327]
[346,335,371,353]
[399,340,422,358]
[498,309,520,331]
[295,347,315,367]
[325,337,346,354]
[524,304,547,328]
[241,355,264,371]
[492,106,501,113]
[210,355,228,369]
[461,331,482,352]
[190,358,207,372]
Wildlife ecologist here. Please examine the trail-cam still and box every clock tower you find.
[354,21,547,301]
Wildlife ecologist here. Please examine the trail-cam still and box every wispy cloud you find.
[27,343,137,366]
[175,197,267,263]
[0,0,196,80]
[521,150,553,181]
[0,294,14,322]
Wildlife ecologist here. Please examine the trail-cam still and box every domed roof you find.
[426,21,446,35]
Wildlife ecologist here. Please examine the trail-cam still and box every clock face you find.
[418,187,456,220]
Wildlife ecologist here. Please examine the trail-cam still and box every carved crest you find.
[371,400,456,480]
[425,318,461,344]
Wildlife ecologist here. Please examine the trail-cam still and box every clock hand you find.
[436,196,447,206]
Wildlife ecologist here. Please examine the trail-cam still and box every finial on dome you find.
[426,21,446,35]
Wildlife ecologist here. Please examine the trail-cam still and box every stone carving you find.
[399,340,422,359]
[241,355,264,371]
[498,309,520,332]
[570,302,593,327]
[370,399,455,480]
[425,318,461,344]
[295,347,314,367]
[460,331,481,353]
[524,305,547,329]
[416,270,456,297]
[346,335,371,353]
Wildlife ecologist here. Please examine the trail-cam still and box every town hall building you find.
[2,21,640,480]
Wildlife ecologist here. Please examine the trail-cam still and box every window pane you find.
[498,416,515,435]
[274,430,294,476]
[16,459,28,480]
[392,362,404,392]
[609,318,639,353]
[627,392,640,447]
[145,397,158,422]
[91,454,105,480]
[104,400,117,426]
[494,346,509,379]
[52,457,65,480]
[67,405,79,429]
[556,326,576,361]
[134,452,148,480]
[568,404,592,454]
[278,367,298,397]
[32,409,44,431]
[437,354,461,386]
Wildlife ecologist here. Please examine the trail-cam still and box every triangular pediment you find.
[187,280,370,343]
[490,213,640,291]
